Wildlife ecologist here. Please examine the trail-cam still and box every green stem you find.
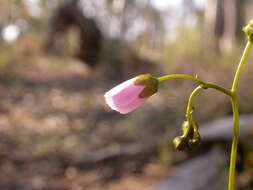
[231,41,253,92]
[202,82,231,96]
[228,41,253,190]
[158,74,202,83]
[186,86,203,123]
[228,96,239,190]
[158,74,231,96]
[182,86,203,138]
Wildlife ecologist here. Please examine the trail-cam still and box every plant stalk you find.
[228,41,252,190]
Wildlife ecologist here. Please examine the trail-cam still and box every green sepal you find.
[134,74,159,98]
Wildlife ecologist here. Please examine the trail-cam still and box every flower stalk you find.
[158,74,231,96]
[104,19,253,190]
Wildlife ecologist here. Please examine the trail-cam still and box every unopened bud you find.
[188,122,202,148]
[188,133,201,148]
[173,136,189,151]
[243,19,253,42]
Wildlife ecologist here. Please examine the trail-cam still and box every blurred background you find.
[1,0,253,190]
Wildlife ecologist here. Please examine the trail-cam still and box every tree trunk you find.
[220,0,237,53]
[44,0,102,66]
[204,0,245,53]
[203,0,215,38]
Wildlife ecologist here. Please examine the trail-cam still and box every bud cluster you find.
[173,120,201,151]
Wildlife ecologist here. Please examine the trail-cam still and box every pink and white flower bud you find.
[104,74,158,114]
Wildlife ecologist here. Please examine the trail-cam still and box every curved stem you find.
[158,74,202,83]
[158,74,231,96]
[186,86,203,123]
[231,41,253,92]
[202,82,231,96]
[180,86,203,138]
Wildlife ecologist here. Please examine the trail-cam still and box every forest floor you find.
[0,57,170,190]
[1,45,253,190]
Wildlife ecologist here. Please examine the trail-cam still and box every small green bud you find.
[135,74,159,98]
[243,19,253,42]
[188,122,201,148]
[189,133,201,148]
[173,136,189,151]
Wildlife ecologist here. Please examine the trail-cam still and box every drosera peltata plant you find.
[104,19,253,190]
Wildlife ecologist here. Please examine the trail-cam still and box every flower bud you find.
[188,122,201,148]
[189,132,201,148]
[173,136,189,151]
[243,19,253,42]
[104,74,159,114]
[174,120,202,151]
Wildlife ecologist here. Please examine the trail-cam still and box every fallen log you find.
[149,148,227,190]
